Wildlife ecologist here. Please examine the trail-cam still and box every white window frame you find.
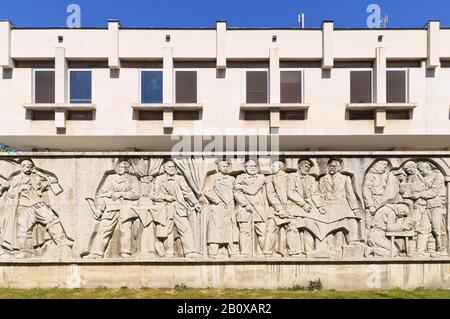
[244,68,270,104]
[348,68,375,103]
[279,68,305,104]
[349,68,374,103]
[173,68,199,104]
[68,69,93,104]
[32,68,55,104]
[139,68,163,104]
[386,67,409,103]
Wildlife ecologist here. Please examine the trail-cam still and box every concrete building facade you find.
[0,20,450,290]
[0,19,449,151]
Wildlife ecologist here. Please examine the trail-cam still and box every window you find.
[387,69,408,103]
[70,70,92,104]
[173,111,200,121]
[350,70,372,103]
[34,69,55,103]
[140,70,163,103]
[280,70,302,103]
[244,111,270,121]
[175,71,197,103]
[67,111,93,121]
[246,70,268,103]
[280,111,306,120]
[348,110,374,120]
[138,111,163,121]
[386,110,411,120]
[31,111,55,121]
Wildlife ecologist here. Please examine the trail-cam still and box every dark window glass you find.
[348,110,374,120]
[280,71,302,103]
[32,111,55,121]
[280,111,306,120]
[386,110,411,120]
[70,71,92,104]
[175,71,197,103]
[246,71,268,103]
[141,71,163,103]
[34,70,55,103]
[173,111,200,120]
[387,70,407,103]
[244,111,270,120]
[67,111,93,121]
[350,71,372,103]
[138,111,164,120]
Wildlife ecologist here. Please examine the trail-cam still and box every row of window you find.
[350,69,408,104]
[33,69,304,105]
[32,68,409,105]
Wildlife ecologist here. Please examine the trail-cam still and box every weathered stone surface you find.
[0,261,448,290]
[0,152,448,264]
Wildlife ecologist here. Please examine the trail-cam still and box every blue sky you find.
[0,0,448,28]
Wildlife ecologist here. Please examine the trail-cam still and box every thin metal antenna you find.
[298,13,305,29]
[381,14,389,28]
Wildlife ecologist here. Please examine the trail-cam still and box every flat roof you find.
[1,19,446,30]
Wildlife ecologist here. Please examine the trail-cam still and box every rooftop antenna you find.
[298,13,305,29]
[381,14,389,28]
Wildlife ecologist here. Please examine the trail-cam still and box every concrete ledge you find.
[132,103,203,111]
[0,261,449,289]
[23,103,96,111]
[240,103,310,111]
[346,103,417,111]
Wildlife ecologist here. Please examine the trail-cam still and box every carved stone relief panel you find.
[0,155,448,261]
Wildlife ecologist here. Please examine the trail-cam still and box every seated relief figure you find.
[363,160,415,257]
[0,159,73,259]
[150,161,202,258]
[84,161,141,259]
[233,160,268,257]
[263,161,290,257]
[203,160,238,258]
[314,159,364,256]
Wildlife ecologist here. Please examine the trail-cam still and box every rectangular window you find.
[386,110,411,120]
[31,111,55,121]
[350,70,372,103]
[348,110,374,120]
[280,111,306,120]
[138,111,164,121]
[387,70,407,103]
[175,71,197,103]
[173,111,200,121]
[244,111,270,121]
[70,70,92,104]
[67,111,93,121]
[34,70,55,103]
[141,70,163,103]
[246,71,268,103]
[280,70,302,103]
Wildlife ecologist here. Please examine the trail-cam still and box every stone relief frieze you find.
[0,155,448,260]
[0,159,73,259]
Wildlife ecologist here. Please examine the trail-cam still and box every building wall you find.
[0,21,449,151]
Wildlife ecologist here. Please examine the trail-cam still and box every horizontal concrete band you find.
[1,262,449,290]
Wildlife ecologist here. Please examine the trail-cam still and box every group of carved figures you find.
[0,157,447,260]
